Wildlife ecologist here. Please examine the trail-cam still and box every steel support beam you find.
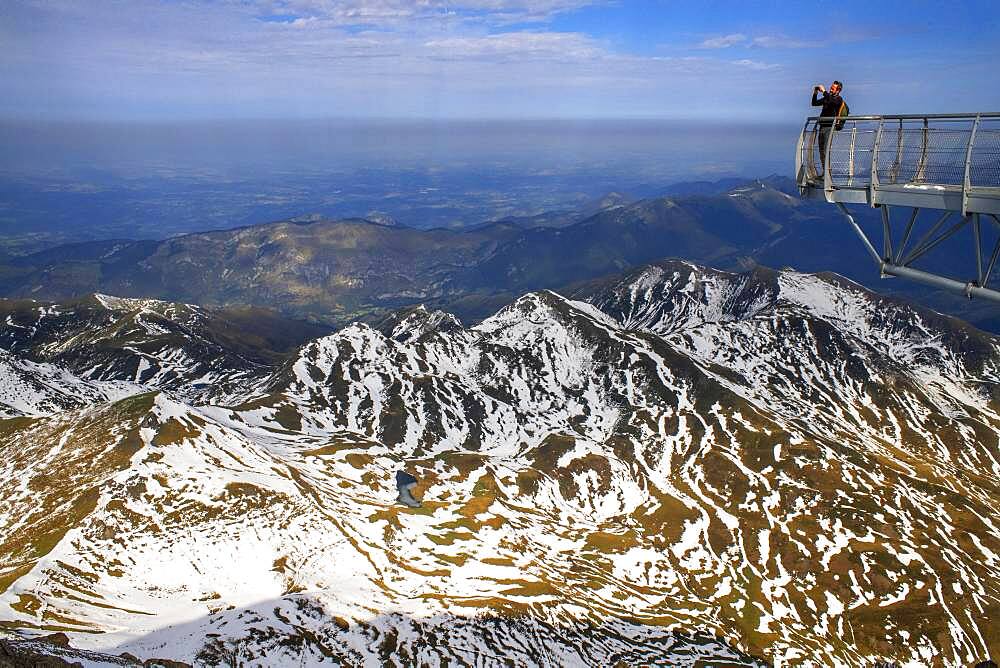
[835,202,882,265]
[881,205,893,261]
[901,216,969,266]
[869,120,884,208]
[834,202,1000,302]
[890,118,903,183]
[984,235,1000,287]
[881,263,1000,302]
[973,213,984,284]
[895,207,920,263]
[963,114,981,217]
[915,118,929,182]
[899,211,953,266]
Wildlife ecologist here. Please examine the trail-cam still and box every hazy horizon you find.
[0,117,796,172]
[0,118,795,253]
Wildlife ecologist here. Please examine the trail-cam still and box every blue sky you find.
[2,0,998,121]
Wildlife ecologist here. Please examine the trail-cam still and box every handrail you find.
[798,112,1000,206]
[806,112,1000,121]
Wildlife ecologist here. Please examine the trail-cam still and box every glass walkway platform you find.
[796,113,1000,302]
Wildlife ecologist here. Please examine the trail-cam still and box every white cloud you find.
[0,0,804,120]
[731,59,781,71]
[700,32,819,51]
[253,0,603,27]
[699,33,746,49]
[750,34,815,49]
[424,32,605,62]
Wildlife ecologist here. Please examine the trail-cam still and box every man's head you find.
[830,81,843,95]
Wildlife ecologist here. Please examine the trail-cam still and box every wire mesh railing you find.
[797,113,1000,197]
[795,112,1000,301]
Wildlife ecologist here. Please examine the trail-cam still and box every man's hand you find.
[815,84,826,93]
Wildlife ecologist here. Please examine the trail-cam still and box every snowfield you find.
[0,261,997,667]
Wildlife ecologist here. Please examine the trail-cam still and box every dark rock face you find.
[0,640,82,667]
[0,634,192,667]
[0,635,131,667]
[37,633,70,648]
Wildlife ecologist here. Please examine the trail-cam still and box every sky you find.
[2,0,999,121]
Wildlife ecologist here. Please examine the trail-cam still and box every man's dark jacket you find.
[812,90,845,125]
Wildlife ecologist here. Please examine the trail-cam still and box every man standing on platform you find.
[811,80,847,174]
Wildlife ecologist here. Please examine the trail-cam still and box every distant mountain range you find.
[1,261,997,666]
[3,176,996,335]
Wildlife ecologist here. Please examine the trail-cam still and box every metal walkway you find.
[796,112,1000,302]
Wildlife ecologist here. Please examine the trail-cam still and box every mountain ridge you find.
[3,175,998,336]
[1,260,997,666]
[0,294,329,412]
[0,178,846,324]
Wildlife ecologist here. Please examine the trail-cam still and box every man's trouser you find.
[817,123,832,174]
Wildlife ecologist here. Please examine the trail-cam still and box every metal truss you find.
[835,203,1000,302]
[796,112,1000,301]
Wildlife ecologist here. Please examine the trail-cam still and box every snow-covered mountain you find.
[0,294,327,412]
[1,262,997,667]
